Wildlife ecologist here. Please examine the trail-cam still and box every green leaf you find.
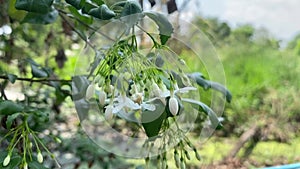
[8,0,26,21]
[120,0,142,17]
[66,0,85,10]
[30,64,49,78]
[22,9,58,24]
[144,11,173,45]
[119,1,143,32]
[82,2,97,14]
[26,58,50,78]
[7,74,18,84]
[88,4,116,20]
[141,101,166,138]
[209,81,232,103]
[181,98,222,129]
[6,113,21,130]
[72,75,89,100]
[0,100,24,115]
[91,0,104,6]
[75,98,90,121]
[189,72,232,103]
[68,6,93,25]
[15,0,53,14]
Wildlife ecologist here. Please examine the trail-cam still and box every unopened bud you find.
[152,83,161,97]
[169,97,179,116]
[99,91,107,106]
[3,154,10,166]
[180,158,186,169]
[37,152,43,163]
[174,151,180,168]
[105,105,114,120]
[184,150,190,160]
[194,149,201,161]
[85,84,95,100]
[24,162,28,169]
[55,137,62,144]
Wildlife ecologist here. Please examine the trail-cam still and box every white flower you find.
[3,154,10,166]
[149,86,197,105]
[169,97,179,116]
[85,83,95,100]
[99,90,107,106]
[37,152,43,163]
[112,94,140,114]
[105,105,114,120]
[132,92,143,104]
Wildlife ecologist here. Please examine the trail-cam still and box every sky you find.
[187,0,300,42]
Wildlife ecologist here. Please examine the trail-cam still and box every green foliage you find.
[88,4,116,20]
[1,0,226,168]
[15,0,54,14]
[22,9,58,24]
[144,11,174,45]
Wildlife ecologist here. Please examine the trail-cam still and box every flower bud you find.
[24,162,28,169]
[37,152,43,163]
[85,84,95,100]
[105,105,113,120]
[194,149,201,161]
[152,83,161,97]
[55,137,62,144]
[3,154,10,166]
[169,97,179,116]
[99,91,107,106]
[184,150,190,160]
[174,151,180,168]
[180,158,186,169]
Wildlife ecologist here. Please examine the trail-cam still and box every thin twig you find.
[0,75,72,83]
[57,9,115,42]
[58,12,95,49]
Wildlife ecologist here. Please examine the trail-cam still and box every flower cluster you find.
[85,72,197,122]
[1,115,61,168]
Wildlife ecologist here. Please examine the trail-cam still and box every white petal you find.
[169,97,179,116]
[152,83,161,97]
[142,103,156,111]
[176,87,197,93]
[98,91,107,106]
[125,97,141,110]
[112,104,123,114]
[85,84,95,100]
[105,105,114,120]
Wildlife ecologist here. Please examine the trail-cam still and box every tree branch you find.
[0,75,72,83]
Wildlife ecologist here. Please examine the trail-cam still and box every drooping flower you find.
[85,83,95,100]
[105,105,114,120]
[99,90,107,106]
[169,96,179,116]
[112,94,140,114]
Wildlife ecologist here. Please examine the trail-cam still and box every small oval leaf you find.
[0,100,24,115]
[15,0,53,14]
[88,4,116,20]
